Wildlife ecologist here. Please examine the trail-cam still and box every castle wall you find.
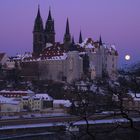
[20,51,83,83]
[66,51,83,83]
[20,61,40,80]
[39,60,66,81]
[106,54,118,80]
[88,50,103,78]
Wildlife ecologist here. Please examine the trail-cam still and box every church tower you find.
[63,18,71,51]
[99,35,103,46]
[33,6,45,55]
[45,7,55,44]
[79,30,83,44]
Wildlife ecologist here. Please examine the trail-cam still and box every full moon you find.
[125,55,131,61]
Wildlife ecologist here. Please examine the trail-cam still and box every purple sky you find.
[0,0,140,66]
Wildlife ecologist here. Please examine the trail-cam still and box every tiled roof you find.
[42,43,66,59]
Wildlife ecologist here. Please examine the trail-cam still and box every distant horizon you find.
[0,0,140,67]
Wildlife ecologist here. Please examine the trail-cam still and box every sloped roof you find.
[42,43,66,59]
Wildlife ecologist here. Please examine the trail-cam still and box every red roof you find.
[42,43,66,58]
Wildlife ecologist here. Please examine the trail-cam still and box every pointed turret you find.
[79,30,83,44]
[33,5,45,55]
[37,5,41,19]
[64,18,71,46]
[47,7,52,21]
[66,18,70,35]
[99,35,103,46]
[33,5,44,32]
[45,7,55,44]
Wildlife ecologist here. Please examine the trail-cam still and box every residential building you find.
[0,95,21,113]
[0,90,35,98]
[21,93,53,111]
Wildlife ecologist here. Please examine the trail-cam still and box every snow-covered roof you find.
[111,45,116,51]
[79,38,95,49]
[46,43,53,48]
[53,100,71,107]
[42,42,67,60]
[127,92,140,101]
[22,96,31,99]
[106,44,118,56]
[11,52,32,61]
[0,95,20,104]
[35,94,53,101]
[0,90,34,94]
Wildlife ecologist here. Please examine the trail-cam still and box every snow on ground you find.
[127,92,140,101]
[53,100,71,107]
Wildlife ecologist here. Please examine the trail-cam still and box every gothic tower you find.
[99,35,103,46]
[45,8,55,44]
[33,6,45,55]
[63,18,71,51]
[79,30,83,43]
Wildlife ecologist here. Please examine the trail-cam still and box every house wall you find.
[1,103,21,112]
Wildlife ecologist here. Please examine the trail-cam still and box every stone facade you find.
[31,7,118,81]
[20,51,83,83]
[78,38,118,80]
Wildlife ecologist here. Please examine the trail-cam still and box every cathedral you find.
[18,7,118,82]
[33,6,73,55]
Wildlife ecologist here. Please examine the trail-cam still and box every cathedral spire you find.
[47,6,52,20]
[66,18,70,35]
[33,5,43,32]
[33,6,45,55]
[99,35,103,46]
[64,18,71,45]
[79,30,83,43]
[36,5,41,19]
[45,7,55,44]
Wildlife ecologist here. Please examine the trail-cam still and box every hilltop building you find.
[10,7,118,83]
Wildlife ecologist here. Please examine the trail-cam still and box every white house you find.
[0,95,21,112]
[21,93,53,111]
[53,100,71,108]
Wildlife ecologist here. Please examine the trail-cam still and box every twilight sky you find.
[0,0,140,66]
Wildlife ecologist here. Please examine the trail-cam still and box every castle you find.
[18,7,118,83]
